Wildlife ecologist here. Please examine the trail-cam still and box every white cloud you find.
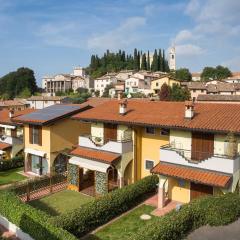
[175,44,204,56]
[87,17,146,50]
[184,0,200,17]
[174,30,195,44]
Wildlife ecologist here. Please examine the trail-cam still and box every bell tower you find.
[169,46,176,71]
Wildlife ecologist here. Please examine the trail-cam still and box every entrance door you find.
[191,132,214,161]
[190,182,213,200]
[104,123,117,143]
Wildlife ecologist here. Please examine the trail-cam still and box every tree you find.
[0,67,38,99]
[147,51,150,70]
[18,88,31,98]
[175,68,192,81]
[141,53,147,70]
[102,83,113,98]
[95,90,100,97]
[151,49,158,72]
[201,65,232,81]
[159,83,171,101]
[170,84,190,101]
[158,49,163,71]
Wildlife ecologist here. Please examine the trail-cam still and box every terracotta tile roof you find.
[0,100,28,107]
[0,142,12,150]
[72,100,240,133]
[27,96,69,101]
[197,94,240,102]
[151,162,231,188]
[70,146,121,164]
[188,82,206,90]
[0,109,36,126]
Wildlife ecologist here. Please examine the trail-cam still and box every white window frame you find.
[145,127,155,135]
[145,160,155,170]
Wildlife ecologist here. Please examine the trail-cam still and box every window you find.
[201,90,204,93]
[29,125,42,145]
[193,90,196,93]
[156,82,159,87]
[145,127,155,135]
[160,128,170,136]
[145,160,154,170]
[172,54,174,59]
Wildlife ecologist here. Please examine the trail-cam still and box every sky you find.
[0,0,240,85]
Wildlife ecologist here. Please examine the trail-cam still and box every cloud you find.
[87,17,146,51]
[174,30,196,44]
[175,44,204,56]
[222,57,240,71]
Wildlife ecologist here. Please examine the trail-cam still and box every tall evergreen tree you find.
[162,50,166,72]
[147,51,150,71]
[133,48,138,70]
[141,53,147,70]
[158,49,163,71]
[151,49,158,72]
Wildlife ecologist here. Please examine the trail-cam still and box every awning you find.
[151,162,231,188]
[0,124,15,129]
[24,148,46,157]
[69,156,110,173]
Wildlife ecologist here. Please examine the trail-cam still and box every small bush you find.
[0,156,24,171]
[0,190,77,240]
[130,193,240,240]
[52,175,158,237]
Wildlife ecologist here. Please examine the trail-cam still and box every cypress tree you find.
[137,51,140,70]
[158,49,163,71]
[147,51,150,70]
[162,50,166,72]
[133,48,138,70]
[141,53,147,70]
[151,49,158,72]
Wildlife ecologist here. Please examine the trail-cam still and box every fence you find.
[12,172,67,202]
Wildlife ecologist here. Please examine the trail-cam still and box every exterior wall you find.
[94,77,117,96]
[27,100,61,109]
[91,122,104,139]
[168,177,190,203]
[140,127,169,178]
[151,77,180,94]
[190,89,207,100]
[169,130,191,150]
[117,125,131,141]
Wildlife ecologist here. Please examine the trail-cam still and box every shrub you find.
[52,175,158,237]
[0,190,77,240]
[130,193,240,240]
[0,156,24,171]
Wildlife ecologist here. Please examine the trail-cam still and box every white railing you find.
[0,135,23,145]
[78,135,133,154]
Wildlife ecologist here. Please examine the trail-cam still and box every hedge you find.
[130,193,240,240]
[52,175,159,237]
[0,190,77,240]
[0,156,24,171]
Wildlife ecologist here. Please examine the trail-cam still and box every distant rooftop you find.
[27,96,69,101]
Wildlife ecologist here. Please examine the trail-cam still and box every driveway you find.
[188,218,240,240]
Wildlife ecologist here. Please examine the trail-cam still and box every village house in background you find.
[0,108,35,160]
[0,99,29,111]
[27,95,72,109]
[42,67,91,96]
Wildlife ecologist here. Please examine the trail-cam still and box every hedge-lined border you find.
[0,156,24,171]
[0,190,77,240]
[130,193,240,240]
[52,175,159,237]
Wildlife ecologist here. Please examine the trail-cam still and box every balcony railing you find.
[161,143,239,161]
[78,135,133,154]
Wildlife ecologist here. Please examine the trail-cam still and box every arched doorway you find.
[53,153,68,173]
[107,166,118,192]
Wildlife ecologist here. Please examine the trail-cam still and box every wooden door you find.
[191,132,214,161]
[104,123,117,142]
[190,182,213,200]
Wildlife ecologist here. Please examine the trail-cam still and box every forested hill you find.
[87,48,170,79]
[0,67,38,99]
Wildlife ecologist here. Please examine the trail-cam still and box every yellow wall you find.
[140,127,169,178]
[151,77,180,93]
[168,177,190,203]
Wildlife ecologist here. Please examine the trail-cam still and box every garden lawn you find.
[29,189,93,216]
[86,205,157,240]
[0,167,26,186]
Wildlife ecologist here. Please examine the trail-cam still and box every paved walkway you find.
[188,218,240,240]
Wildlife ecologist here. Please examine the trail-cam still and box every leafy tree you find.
[141,53,147,70]
[17,88,31,98]
[130,92,146,98]
[0,67,37,99]
[201,65,232,81]
[102,83,113,98]
[95,90,100,97]
[159,83,171,101]
[170,84,190,101]
[175,68,192,81]
[76,87,89,94]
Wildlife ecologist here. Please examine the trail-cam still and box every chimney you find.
[9,109,14,118]
[184,101,194,119]
[119,99,128,115]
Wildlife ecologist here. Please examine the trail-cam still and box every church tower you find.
[169,46,176,71]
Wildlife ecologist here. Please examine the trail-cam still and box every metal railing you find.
[161,143,239,161]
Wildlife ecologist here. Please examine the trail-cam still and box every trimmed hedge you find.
[130,193,240,240]
[0,156,24,171]
[0,190,77,240]
[52,175,158,237]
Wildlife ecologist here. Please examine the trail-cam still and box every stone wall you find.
[95,171,107,194]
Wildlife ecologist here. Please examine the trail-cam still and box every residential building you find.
[0,99,29,111]
[115,70,135,81]
[94,73,118,96]
[191,72,201,81]
[14,104,92,176]
[42,67,90,95]
[66,99,240,207]
[0,108,35,160]
[151,75,180,95]
[27,96,72,109]
[187,82,207,101]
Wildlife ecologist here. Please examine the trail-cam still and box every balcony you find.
[160,144,240,174]
[78,135,133,154]
[0,135,23,145]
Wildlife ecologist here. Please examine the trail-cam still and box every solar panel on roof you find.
[18,104,81,122]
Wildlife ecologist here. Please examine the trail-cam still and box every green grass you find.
[85,205,157,240]
[29,189,93,216]
[0,167,26,186]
